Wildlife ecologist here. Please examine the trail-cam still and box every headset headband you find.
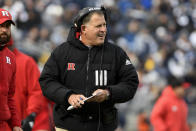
[74,6,107,31]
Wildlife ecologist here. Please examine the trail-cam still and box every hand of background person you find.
[21,112,36,131]
[89,89,110,103]
[13,126,23,131]
[68,94,86,109]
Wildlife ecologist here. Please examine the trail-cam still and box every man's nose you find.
[100,26,107,32]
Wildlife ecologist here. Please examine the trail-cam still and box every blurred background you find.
[1,0,196,130]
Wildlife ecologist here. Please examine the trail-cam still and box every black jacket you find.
[39,26,139,130]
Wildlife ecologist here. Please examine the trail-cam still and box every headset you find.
[73,6,108,32]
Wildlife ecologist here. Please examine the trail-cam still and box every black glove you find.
[22,112,36,131]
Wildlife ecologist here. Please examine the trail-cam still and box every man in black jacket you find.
[39,7,139,131]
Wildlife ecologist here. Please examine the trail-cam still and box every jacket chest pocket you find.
[92,64,111,87]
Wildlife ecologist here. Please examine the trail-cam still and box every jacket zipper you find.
[86,48,91,96]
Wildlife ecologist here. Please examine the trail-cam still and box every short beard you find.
[0,34,11,47]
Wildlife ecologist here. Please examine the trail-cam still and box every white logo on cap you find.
[1,11,9,17]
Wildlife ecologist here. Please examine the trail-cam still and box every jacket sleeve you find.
[7,59,21,128]
[32,97,51,130]
[150,97,168,131]
[26,58,43,115]
[26,58,51,130]
[107,48,139,103]
[39,48,73,106]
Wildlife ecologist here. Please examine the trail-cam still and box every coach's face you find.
[0,21,11,46]
[82,13,107,46]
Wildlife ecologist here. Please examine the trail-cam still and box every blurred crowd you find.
[1,0,196,130]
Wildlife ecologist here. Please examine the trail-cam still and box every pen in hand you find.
[67,95,96,110]
[67,97,83,110]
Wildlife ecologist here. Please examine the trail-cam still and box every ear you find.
[81,25,86,33]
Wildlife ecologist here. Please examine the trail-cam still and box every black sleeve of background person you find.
[39,44,73,106]
[107,47,139,103]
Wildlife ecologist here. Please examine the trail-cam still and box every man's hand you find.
[13,126,23,131]
[21,112,36,131]
[68,94,86,109]
[89,89,110,103]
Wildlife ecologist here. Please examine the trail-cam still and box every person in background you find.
[150,76,190,131]
[39,6,139,131]
[6,37,54,131]
[0,8,22,131]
